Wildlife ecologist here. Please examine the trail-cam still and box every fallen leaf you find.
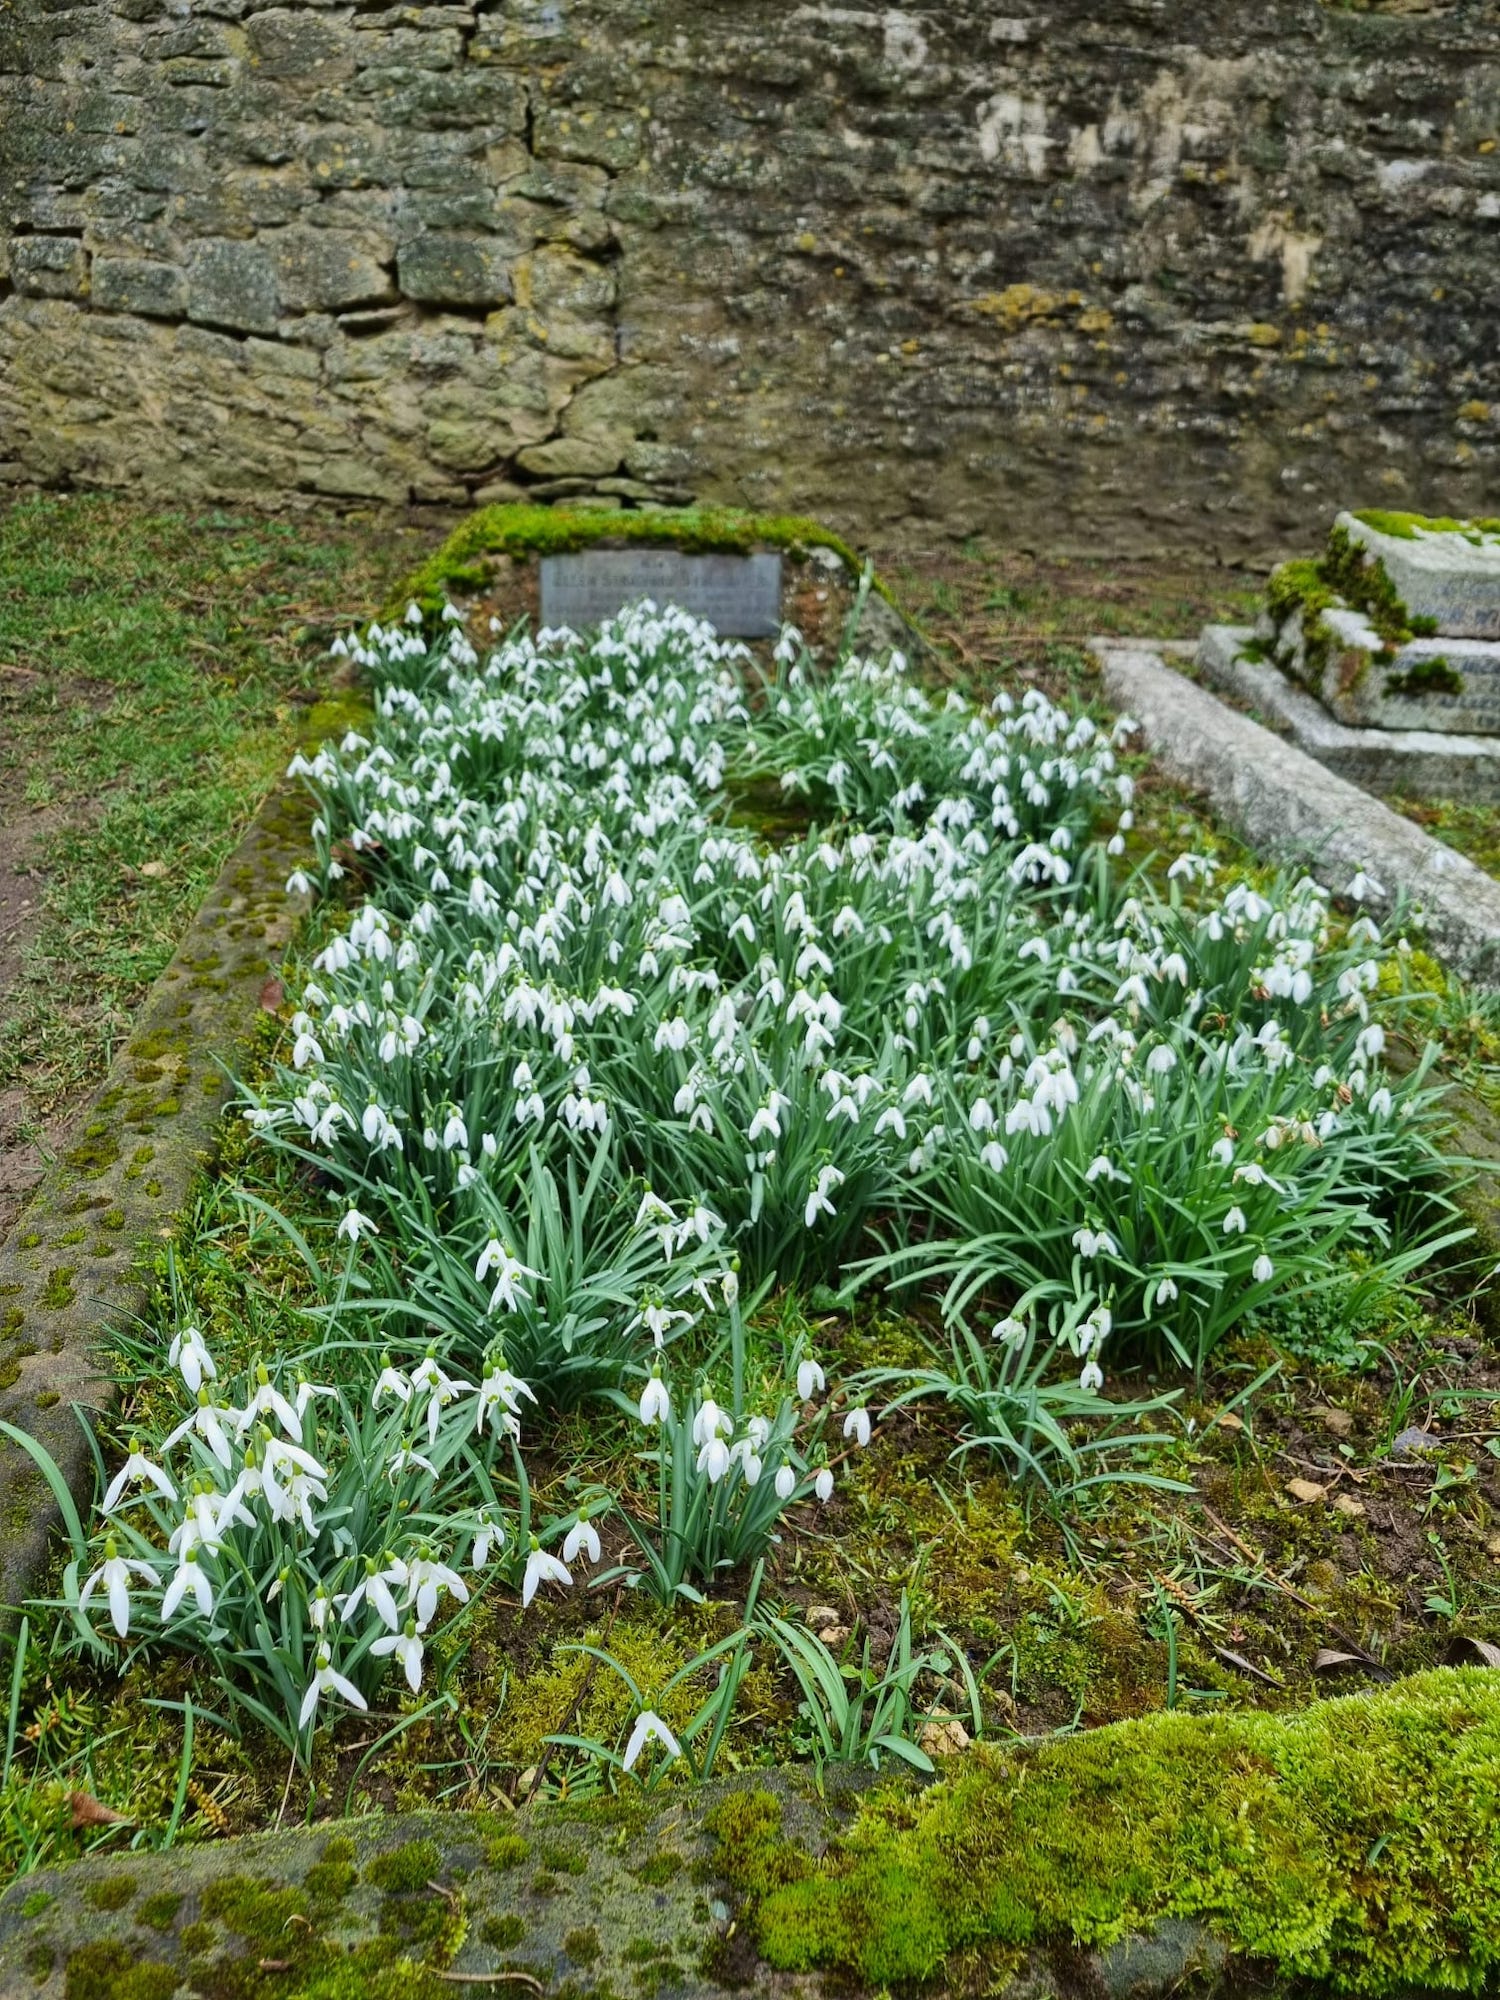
[1317,1407,1354,1438]
[69,1790,132,1830]
[139,860,168,879]
[1446,1636,1500,1669]
[1214,1410,1244,1433]
[1287,1477,1327,1504]
[1333,1493,1366,1519]
[1212,1646,1283,1687]
[259,976,286,1013]
[1312,1647,1388,1676]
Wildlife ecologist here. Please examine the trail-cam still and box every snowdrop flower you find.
[102,1441,177,1513]
[693,1399,733,1447]
[1154,1277,1180,1305]
[372,1619,426,1694]
[409,1352,474,1444]
[1209,1137,1234,1168]
[476,1362,536,1435]
[477,1241,540,1314]
[622,1710,681,1772]
[471,1513,506,1569]
[1223,1206,1247,1235]
[168,1326,216,1396]
[339,1558,403,1632]
[80,1538,158,1639]
[373,1357,411,1406]
[299,1644,368,1730]
[843,1407,872,1448]
[563,1515,601,1565]
[1146,1045,1177,1077]
[234,1363,303,1442]
[1084,1156,1117,1184]
[992,1316,1027,1347]
[406,1551,470,1629]
[164,1391,234,1470]
[1072,1226,1117,1259]
[161,1551,214,1622]
[1079,1360,1104,1393]
[796,1357,826,1401]
[521,1539,572,1608]
[804,1163,845,1228]
[697,1433,731,1482]
[639,1373,671,1426]
[386,1446,438,1481]
[337,1205,377,1244]
[813,1467,835,1503]
[1252,1253,1275,1283]
[774,1464,797,1500]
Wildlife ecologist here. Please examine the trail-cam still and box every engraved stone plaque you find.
[540,550,783,637]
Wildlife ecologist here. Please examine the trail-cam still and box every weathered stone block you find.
[1263,594,1500,737]
[12,236,88,300]
[515,435,623,477]
[186,239,280,334]
[245,9,356,86]
[1339,511,1500,641]
[533,104,644,172]
[272,228,395,313]
[92,257,187,319]
[398,233,515,306]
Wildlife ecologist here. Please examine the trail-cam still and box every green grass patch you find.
[0,496,421,1126]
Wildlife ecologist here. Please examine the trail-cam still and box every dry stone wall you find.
[2,0,1498,553]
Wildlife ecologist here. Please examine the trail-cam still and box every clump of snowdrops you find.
[33,592,1457,1767]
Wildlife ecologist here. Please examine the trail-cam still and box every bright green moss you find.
[752,1669,1500,1994]
[483,1833,529,1870]
[1384,656,1465,699]
[704,1790,810,1903]
[366,1838,441,1894]
[387,504,893,622]
[1353,509,1500,544]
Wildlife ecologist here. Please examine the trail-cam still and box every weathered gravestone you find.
[541,550,784,637]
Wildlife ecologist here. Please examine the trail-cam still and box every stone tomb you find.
[1260,511,1500,737]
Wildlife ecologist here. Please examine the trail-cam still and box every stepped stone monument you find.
[1195,512,1500,801]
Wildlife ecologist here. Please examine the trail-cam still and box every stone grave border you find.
[0,781,312,1616]
[1094,640,1500,987]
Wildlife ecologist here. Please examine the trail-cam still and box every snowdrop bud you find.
[796,1358,826,1402]
[1252,1253,1275,1284]
[774,1464,797,1500]
[814,1467,834,1503]
[843,1408,872,1448]
[1223,1206,1247,1235]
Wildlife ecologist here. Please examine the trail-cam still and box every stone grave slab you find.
[540,549,783,636]
[1338,510,1500,640]
[1196,625,1500,802]
[1263,597,1500,736]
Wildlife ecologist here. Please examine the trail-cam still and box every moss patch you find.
[388,504,890,621]
[751,1668,1500,1994]
[1352,509,1500,546]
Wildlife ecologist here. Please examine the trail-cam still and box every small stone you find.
[818,1625,851,1647]
[1318,1407,1355,1438]
[804,1604,840,1631]
[1333,1493,1366,1519]
[1388,1426,1440,1459]
[1214,1410,1244,1433]
[1287,1477,1327,1504]
[917,1718,971,1758]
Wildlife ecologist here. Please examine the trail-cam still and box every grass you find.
[0,496,424,1131]
[1380,796,1500,883]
